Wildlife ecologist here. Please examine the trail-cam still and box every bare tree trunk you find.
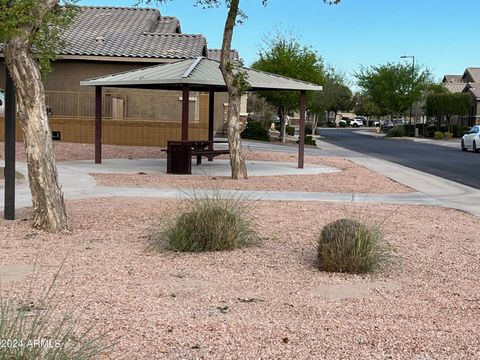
[5,37,68,231]
[219,0,247,179]
[278,106,286,143]
[312,113,318,135]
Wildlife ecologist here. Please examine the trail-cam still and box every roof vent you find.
[95,36,105,43]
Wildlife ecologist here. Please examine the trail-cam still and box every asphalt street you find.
[320,128,480,189]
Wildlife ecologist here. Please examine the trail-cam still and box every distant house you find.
[0,6,243,146]
[442,68,480,126]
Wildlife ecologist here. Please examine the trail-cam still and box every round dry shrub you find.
[151,194,259,252]
[317,218,390,273]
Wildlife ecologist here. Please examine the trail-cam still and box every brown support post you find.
[4,68,16,220]
[182,84,190,140]
[95,86,102,164]
[208,90,215,157]
[298,90,306,169]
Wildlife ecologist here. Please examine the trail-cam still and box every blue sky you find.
[80,0,479,84]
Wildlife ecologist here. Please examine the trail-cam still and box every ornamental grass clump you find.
[151,193,259,252]
[0,271,110,359]
[317,218,391,273]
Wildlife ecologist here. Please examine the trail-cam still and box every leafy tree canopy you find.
[425,92,471,117]
[0,0,77,76]
[355,62,433,117]
[353,92,379,117]
[309,68,352,116]
[251,32,324,113]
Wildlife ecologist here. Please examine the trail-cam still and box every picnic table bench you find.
[189,140,229,165]
[165,140,229,174]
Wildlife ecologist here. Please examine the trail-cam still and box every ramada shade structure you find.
[80,57,323,168]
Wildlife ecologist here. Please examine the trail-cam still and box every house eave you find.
[0,53,194,64]
[58,55,187,63]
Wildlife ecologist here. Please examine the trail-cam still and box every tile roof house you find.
[442,67,480,125]
[0,6,236,146]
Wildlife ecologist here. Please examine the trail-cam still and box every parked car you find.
[392,118,407,126]
[380,121,395,132]
[461,125,480,152]
[350,117,365,127]
[272,115,290,126]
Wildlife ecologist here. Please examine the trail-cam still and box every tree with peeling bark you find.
[1,1,76,231]
[186,0,269,179]
[156,0,340,178]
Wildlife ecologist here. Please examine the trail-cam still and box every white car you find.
[461,125,480,152]
[350,117,364,127]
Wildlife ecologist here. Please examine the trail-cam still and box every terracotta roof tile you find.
[443,82,467,93]
[443,75,463,83]
[60,7,206,59]
[207,49,240,62]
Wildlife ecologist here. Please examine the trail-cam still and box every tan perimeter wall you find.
[0,117,209,147]
[0,59,229,135]
[0,93,209,146]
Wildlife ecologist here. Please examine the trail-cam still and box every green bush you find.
[151,193,259,252]
[443,132,453,140]
[439,125,448,133]
[453,125,471,138]
[305,135,316,146]
[425,125,437,138]
[339,121,347,128]
[286,125,295,136]
[386,126,405,137]
[416,124,427,136]
[403,124,416,137]
[0,273,109,359]
[305,123,313,134]
[434,131,444,139]
[317,218,390,273]
[241,120,270,141]
[452,124,470,138]
[297,135,317,146]
[452,125,461,138]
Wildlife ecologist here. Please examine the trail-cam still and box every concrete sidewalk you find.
[356,129,461,148]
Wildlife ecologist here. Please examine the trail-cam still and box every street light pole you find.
[401,55,415,124]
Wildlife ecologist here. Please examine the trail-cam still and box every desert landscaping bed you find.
[0,198,479,359]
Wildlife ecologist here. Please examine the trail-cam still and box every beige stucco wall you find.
[0,59,230,138]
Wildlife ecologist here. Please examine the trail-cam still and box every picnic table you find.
[166,140,229,174]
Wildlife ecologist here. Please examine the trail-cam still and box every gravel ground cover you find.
[1,198,479,359]
[0,142,165,162]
